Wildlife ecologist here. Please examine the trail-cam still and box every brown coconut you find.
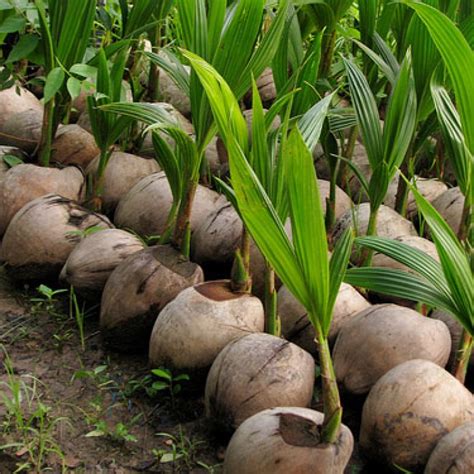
[332,203,417,262]
[158,66,192,117]
[189,196,243,268]
[244,68,277,106]
[0,146,26,182]
[60,229,145,296]
[278,282,370,355]
[431,310,474,369]
[431,187,464,235]
[224,407,354,474]
[205,333,315,431]
[0,164,85,236]
[360,359,474,471]
[100,245,204,352]
[0,108,43,154]
[51,124,99,168]
[86,151,160,213]
[333,304,451,395]
[317,179,353,221]
[2,194,113,280]
[425,422,474,474]
[114,171,221,238]
[0,86,43,130]
[149,280,264,372]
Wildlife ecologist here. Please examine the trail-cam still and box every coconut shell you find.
[278,282,370,355]
[191,197,243,268]
[431,310,474,369]
[100,245,204,352]
[0,146,25,182]
[317,179,353,220]
[0,164,85,236]
[332,204,417,262]
[158,66,192,117]
[2,194,113,280]
[86,151,160,213]
[149,280,264,371]
[114,171,221,238]
[360,359,474,471]
[0,86,43,130]
[77,111,92,134]
[333,304,451,395]
[205,333,315,431]
[60,228,145,296]
[425,422,474,474]
[224,407,354,474]
[244,68,276,106]
[0,108,43,153]
[431,187,464,236]
[51,124,99,168]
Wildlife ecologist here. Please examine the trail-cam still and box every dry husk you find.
[114,171,221,238]
[158,66,192,117]
[51,124,99,168]
[431,187,464,236]
[2,194,112,280]
[0,147,25,182]
[100,245,204,352]
[149,280,264,371]
[0,86,43,130]
[224,407,354,474]
[205,333,315,431]
[86,151,160,213]
[360,359,474,471]
[278,282,370,355]
[0,108,43,154]
[333,304,451,395]
[0,164,85,236]
[60,229,145,296]
[244,68,276,106]
[425,422,474,474]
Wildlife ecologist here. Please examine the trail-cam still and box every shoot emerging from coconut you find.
[187,52,353,443]
[343,51,416,265]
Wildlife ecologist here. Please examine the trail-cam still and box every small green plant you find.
[85,419,137,444]
[69,286,85,351]
[0,348,68,472]
[149,367,190,405]
[29,284,67,316]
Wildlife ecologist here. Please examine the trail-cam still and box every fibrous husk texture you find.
[333,304,451,395]
[205,333,315,431]
[224,407,354,474]
[360,359,474,471]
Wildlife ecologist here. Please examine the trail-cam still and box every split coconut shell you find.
[0,86,43,130]
[278,282,370,355]
[2,194,113,280]
[149,280,264,372]
[205,333,315,431]
[333,304,451,395]
[431,187,464,236]
[224,407,354,474]
[100,245,204,352]
[0,108,43,154]
[60,229,145,297]
[425,422,474,474]
[0,164,85,236]
[86,151,160,213]
[360,359,474,471]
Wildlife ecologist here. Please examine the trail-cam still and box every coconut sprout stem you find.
[264,264,280,336]
[148,24,161,102]
[172,180,197,256]
[359,206,378,267]
[452,331,473,384]
[89,148,113,211]
[339,125,359,192]
[38,98,56,167]
[314,327,342,444]
[230,227,252,294]
[319,29,336,78]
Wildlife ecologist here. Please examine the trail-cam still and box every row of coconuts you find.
[0,80,472,473]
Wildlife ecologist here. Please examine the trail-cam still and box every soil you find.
[3,266,468,473]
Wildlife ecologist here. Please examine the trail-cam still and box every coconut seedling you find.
[188,56,354,464]
[34,0,96,166]
[341,50,417,265]
[346,2,474,384]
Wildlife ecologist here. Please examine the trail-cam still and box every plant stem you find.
[148,24,161,102]
[457,195,472,244]
[359,206,378,266]
[319,30,336,78]
[314,326,342,444]
[264,264,280,336]
[230,228,252,294]
[452,331,473,384]
[38,99,56,167]
[172,180,197,255]
[339,125,359,192]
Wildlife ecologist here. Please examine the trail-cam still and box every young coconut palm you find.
[342,50,417,265]
[187,53,354,447]
[345,186,473,383]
